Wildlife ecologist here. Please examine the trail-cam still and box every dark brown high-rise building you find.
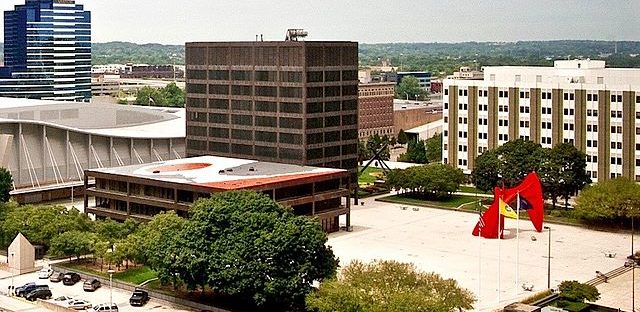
[184,41,359,176]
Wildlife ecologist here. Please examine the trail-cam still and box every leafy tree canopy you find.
[306,260,475,312]
[175,191,338,311]
[395,76,429,100]
[558,280,600,303]
[0,167,13,203]
[574,178,640,222]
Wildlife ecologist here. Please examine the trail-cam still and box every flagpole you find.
[516,192,521,297]
[478,213,482,311]
[498,198,501,306]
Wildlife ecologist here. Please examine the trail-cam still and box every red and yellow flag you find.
[499,198,518,219]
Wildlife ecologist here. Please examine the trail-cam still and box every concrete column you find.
[17,123,22,186]
[42,126,47,182]
[623,91,636,178]
[88,134,92,169]
[468,86,478,170]
[487,87,498,149]
[552,88,563,146]
[447,86,458,166]
[575,90,587,152]
[65,130,70,181]
[530,88,541,144]
[109,137,114,167]
[509,87,519,141]
[130,138,134,165]
[169,138,174,160]
[598,90,611,179]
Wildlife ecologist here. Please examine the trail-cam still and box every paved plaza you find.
[330,195,636,311]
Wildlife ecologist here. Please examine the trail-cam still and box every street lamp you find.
[107,269,115,308]
[9,251,15,296]
[544,226,551,289]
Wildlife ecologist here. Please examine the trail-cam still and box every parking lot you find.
[0,270,193,311]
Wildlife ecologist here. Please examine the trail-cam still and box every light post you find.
[404,92,409,101]
[9,251,15,296]
[107,269,115,308]
[544,226,551,289]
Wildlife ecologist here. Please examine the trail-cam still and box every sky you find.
[0,0,639,44]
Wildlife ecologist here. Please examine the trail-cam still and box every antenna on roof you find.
[285,29,308,41]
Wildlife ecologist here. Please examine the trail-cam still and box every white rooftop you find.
[88,155,346,190]
[0,97,185,139]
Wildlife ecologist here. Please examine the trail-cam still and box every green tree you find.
[539,144,590,208]
[574,178,640,223]
[424,133,443,163]
[471,139,545,193]
[176,191,338,310]
[49,231,97,261]
[0,168,13,203]
[365,134,390,161]
[306,260,475,312]
[399,140,427,164]
[395,76,429,100]
[397,129,408,145]
[558,280,600,303]
[2,205,92,247]
[358,140,372,164]
[162,82,185,107]
[389,136,397,147]
[137,211,187,286]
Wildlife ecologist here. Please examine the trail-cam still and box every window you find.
[444,89,448,96]
[542,107,551,115]
[542,122,552,129]
[541,137,552,144]
[499,119,508,127]
[611,95,623,103]
[520,106,530,114]
[443,130,448,137]
[458,145,468,152]
[611,157,622,165]
[563,123,574,131]
[520,120,530,128]
[587,140,598,148]
[610,142,622,149]
[587,124,598,132]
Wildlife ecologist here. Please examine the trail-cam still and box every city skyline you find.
[0,0,639,45]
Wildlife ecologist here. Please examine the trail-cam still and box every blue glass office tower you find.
[0,0,91,101]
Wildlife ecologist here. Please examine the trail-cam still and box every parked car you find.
[92,303,118,312]
[129,289,149,306]
[83,279,101,292]
[25,288,52,301]
[50,272,64,283]
[66,299,92,310]
[54,295,74,301]
[15,283,48,297]
[37,267,53,279]
[63,273,82,286]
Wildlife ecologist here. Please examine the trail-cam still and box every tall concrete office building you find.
[0,0,91,101]
[443,60,640,182]
[184,41,359,175]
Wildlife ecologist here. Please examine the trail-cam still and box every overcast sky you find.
[1,0,639,44]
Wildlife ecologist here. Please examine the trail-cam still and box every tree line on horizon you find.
[2,40,639,72]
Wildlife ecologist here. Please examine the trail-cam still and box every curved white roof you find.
[0,97,185,139]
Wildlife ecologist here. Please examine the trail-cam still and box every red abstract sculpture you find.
[472,173,545,239]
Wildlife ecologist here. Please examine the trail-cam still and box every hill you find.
[0,41,639,75]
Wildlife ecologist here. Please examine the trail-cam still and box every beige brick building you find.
[443,60,640,182]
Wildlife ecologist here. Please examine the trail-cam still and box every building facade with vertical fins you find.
[184,41,359,177]
[443,60,640,182]
[0,0,91,101]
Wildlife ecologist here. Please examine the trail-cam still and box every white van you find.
[92,303,118,312]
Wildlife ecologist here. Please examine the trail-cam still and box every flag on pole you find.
[478,213,486,229]
[499,198,518,219]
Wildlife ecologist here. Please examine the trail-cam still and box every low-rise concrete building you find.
[84,156,352,233]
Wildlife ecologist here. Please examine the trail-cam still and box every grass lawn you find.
[457,185,490,194]
[378,194,482,209]
[358,166,384,185]
[58,261,157,285]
